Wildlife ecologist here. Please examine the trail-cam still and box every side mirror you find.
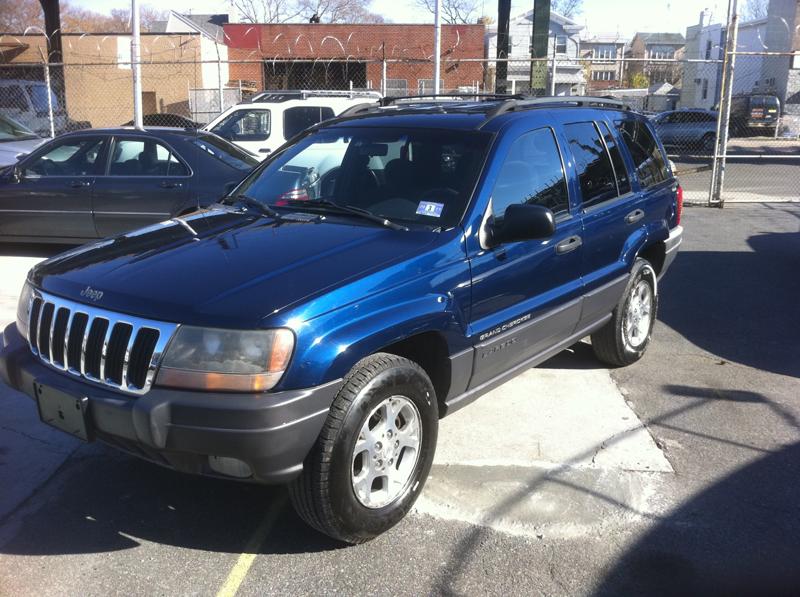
[11,164,24,184]
[487,203,555,246]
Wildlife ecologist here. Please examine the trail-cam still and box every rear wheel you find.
[591,258,658,367]
[288,353,438,544]
[701,133,716,154]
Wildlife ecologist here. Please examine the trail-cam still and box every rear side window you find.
[563,122,619,207]
[283,106,335,140]
[598,121,631,195]
[492,128,570,221]
[617,119,669,188]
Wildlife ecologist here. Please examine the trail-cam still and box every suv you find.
[203,90,381,158]
[0,96,683,544]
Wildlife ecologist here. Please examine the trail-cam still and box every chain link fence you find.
[1,47,798,205]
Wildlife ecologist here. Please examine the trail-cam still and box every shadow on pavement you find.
[0,445,342,556]
[593,441,800,596]
[657,230,800,378]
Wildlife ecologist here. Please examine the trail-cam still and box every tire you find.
[288,353,438,544]
[591,258,658,367]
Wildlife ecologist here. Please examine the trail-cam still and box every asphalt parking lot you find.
[1,203,799,595]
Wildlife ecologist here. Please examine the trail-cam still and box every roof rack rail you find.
[477,95,631,129]
[337,101,381,117]
[249,89,382,103]
[379,93,523,107]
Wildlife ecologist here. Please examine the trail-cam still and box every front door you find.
[467,127,584,389]
[0,136,104,239]
[91,135,190,238]
[206,108,273,157]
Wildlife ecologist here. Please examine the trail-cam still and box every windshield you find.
[26,84,61,113]
[190,132,260,171]
[0,114,38,142]
[236,127,492,228]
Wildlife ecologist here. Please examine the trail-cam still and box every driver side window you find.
[492,128,570,223]
[211,109,271,142]
[25,137,104,177]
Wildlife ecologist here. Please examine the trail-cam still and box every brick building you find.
[223,23,486,95]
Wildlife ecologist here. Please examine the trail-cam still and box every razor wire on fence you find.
[1,49,798,205]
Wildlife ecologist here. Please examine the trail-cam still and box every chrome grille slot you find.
[25,289,177,396]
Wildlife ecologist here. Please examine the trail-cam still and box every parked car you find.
[203,89,381,158]
[651,108,718,152]
[0,96,683,544]
[731,94,780,136]
[0,79,69,136]
[0,114,49,167]
[0,127,258,242]
[122,114,202,129]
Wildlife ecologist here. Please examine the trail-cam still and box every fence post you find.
[709,0,739,207]
[216,45,224,116]
[550,54,557,96]
[381,57,387,97]
[41,56,56,138]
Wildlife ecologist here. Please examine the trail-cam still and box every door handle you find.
[625,208,645,224]
[69,180,91,188]
[160,181,183,189]
[555,235,582,255]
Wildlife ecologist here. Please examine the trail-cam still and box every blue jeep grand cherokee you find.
[0,96,683,543]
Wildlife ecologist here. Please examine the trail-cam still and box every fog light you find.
[208,456,252,478]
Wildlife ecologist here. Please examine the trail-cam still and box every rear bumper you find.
[0,323,340,484]
[660,225,683,279]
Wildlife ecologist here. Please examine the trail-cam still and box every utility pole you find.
[131,0,144,130]
[529,0,551,96]
[496,0,511,92]
[434,0,442,93]
[709,0,739,206]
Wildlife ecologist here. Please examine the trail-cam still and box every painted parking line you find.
[216,496,286,597]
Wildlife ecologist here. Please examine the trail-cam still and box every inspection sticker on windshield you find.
[416,201,444,218]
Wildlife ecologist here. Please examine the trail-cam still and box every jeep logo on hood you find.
[80,286,104,302]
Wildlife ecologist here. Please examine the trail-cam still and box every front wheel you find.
[289,353,438,544]
[591,258,658,367]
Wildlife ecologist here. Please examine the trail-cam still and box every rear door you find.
[467,126,584,388]
[0,135,104,239]
[91,135,190,237]
[564,120,639,327]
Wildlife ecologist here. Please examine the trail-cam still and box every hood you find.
[0,137,48,167]
[31,207,439,328]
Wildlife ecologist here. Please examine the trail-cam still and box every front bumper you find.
[0,323,340,484]
[660,225,683,279]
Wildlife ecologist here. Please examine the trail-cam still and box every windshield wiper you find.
[286,199,408,231]
[223,194,282,219]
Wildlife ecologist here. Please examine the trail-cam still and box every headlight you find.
[155,327,294,392]
[16,281,34,341]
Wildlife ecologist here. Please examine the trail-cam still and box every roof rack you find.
[379,93,523,107]
[477,95,632,129]
[249,89,382,103]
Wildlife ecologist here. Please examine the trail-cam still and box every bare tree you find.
[552,0,583,18]
[230,0,305,23]
[739,0,768,21]
[0,0,169,33]
[297,0,384,23]
[0,0,43,32]
[109,6,169,32]
[414,0,480,25]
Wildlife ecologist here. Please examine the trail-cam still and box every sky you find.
[70,0,726,38]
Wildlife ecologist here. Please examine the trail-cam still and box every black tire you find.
[591,258,658,367]
[701,133,716,154]
[288,353,438,544]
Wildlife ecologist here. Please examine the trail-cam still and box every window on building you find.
[491,127,570,220]
[616,119,669,188]
[705,39,713,60]
[593,44,616,61]
[563,122,620,206]
[702,78,709,100]
[649,45,676,60]
[592,71,615,81]
[385,79,408,96]
[555,35,568,55]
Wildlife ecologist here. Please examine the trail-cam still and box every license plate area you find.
[34,381,93,442]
